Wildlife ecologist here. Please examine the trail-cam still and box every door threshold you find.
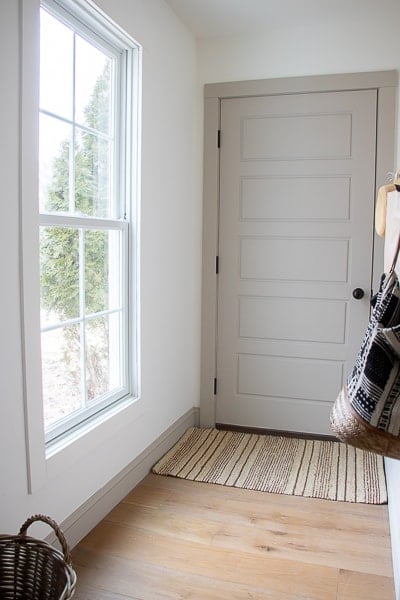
[216,422,337,442]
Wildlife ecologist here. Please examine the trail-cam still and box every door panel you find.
[239,297,346,343]
[237,354,343,402]
[241,112,352,159]
[240,237,349,281]
[216,90,377,434]
[241,176,351,221]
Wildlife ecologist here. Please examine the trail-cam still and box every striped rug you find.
[152,427,387,504]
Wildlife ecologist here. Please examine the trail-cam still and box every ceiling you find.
[164,0,395,39]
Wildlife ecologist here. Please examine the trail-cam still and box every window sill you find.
[44,394,142,477]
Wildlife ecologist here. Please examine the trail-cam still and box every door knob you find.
[352,288,365,300]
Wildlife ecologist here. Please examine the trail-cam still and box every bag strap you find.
[389,232,400,275]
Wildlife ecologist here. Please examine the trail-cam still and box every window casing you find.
[39,0,139,444]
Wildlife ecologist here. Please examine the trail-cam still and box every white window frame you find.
[20,0,141,490]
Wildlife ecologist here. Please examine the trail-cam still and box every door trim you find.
[200,70,397,427]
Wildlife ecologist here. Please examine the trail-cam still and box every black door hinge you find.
[217,130,221,148]
[214,378,217,395]
[216,255,219,274]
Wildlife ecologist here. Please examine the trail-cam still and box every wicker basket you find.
[0,514,77,600]
[331,385,400,459]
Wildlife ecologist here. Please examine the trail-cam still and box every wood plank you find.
[117,478,392,576]
[338,569,395,600]
[71,473,394,599]
[78,520,339,599]
[106,501,219,545]
[74,546,331,600]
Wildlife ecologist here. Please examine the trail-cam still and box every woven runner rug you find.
[152,427,387,504]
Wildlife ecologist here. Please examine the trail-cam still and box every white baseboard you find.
[50,407,199,550]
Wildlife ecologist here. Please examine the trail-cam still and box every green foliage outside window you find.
[41,65,113,405]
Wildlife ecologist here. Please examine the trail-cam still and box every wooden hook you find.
[375,184,396,236]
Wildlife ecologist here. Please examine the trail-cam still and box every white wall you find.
[196,0,400,186]
[197,8,400,84]
[0,0,201,538]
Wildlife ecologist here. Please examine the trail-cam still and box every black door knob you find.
[352,288,365,300]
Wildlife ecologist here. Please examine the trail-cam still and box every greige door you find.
[216,90,377,435]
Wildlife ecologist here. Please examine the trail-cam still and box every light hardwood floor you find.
[72,472,395,599]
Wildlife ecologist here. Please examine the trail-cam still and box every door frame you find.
[200,70,397,427]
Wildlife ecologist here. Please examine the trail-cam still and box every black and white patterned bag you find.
[331,244,400,458]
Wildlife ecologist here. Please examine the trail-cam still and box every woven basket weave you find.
[0,514,76,600]
[331,386,400,460]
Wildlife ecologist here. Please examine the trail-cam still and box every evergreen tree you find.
[41,63,112,401]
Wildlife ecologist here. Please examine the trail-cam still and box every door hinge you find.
[214,378,217,395]
[216,255,219,274]
[217,129,221,149]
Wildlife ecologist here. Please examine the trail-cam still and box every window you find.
[39,0,139,444]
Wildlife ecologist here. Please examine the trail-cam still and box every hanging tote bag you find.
[331,237,400,459]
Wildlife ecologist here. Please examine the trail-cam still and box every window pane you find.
[86,314,122,403]
[39,114,72,213]
[85,229,108,313]
[75,129,112,217]
[86,316,109,401]
[40,8,73,120]
[85,229,121,314]
[108,230,122,310]
[75,35,113,135]
[108,312,123,389]
[40,226,80,325]
[42,324,82,428]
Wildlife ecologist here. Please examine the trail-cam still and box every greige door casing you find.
[200,71,397,430]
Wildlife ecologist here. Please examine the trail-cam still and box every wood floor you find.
[72,472,395,599]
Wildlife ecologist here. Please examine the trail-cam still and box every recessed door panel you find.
[239,296,346,343]
[240,176,351,221]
